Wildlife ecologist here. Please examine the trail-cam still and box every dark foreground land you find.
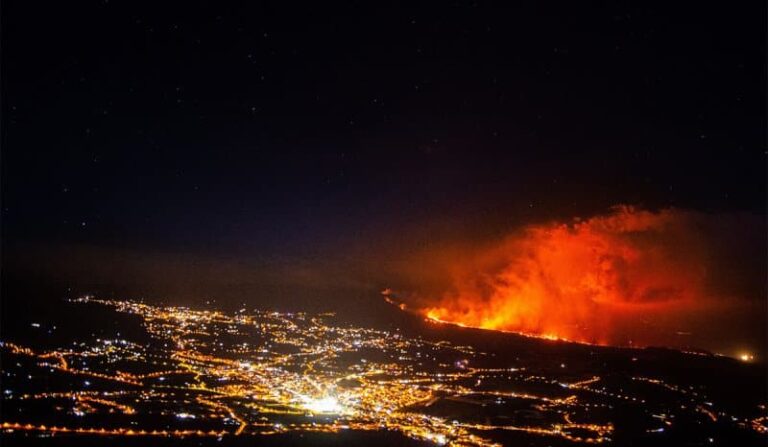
[1,284,765,447]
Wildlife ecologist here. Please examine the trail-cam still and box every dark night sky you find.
[1,2,765,313]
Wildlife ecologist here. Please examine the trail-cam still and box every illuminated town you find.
[1,297,765,446]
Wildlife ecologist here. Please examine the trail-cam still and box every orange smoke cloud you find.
[406,206,761,348]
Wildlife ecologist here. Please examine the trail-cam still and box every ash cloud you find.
[392,206,765,355]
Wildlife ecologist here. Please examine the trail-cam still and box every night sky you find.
[1,2,765,321]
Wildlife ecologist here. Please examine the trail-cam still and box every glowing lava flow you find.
[408,206,721,347]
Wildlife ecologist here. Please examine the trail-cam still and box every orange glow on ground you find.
[414,206,719,347]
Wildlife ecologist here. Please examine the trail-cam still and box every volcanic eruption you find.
[396,206,763,350]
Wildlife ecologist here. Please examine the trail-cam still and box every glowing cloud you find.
[404,206,763,349]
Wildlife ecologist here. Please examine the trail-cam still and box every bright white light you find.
[239,361,253,369]
[739,353,754,362]
[300,396,343,414]
[425,433,447,445]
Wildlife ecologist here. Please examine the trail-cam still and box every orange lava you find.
[419,206,713,346]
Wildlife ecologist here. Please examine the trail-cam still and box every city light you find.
[300,396,344,414]
[739,353,754,362]
[0,297,764,445]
